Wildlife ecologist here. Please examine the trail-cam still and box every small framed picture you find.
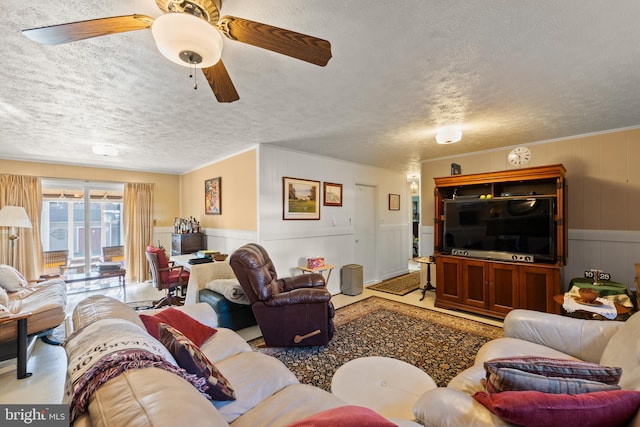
[283,177,321,220]
[451,163,462,175]
[389,194,400,210]
[205,177,221,215]
[323,182,343,206]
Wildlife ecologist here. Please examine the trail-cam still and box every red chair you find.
[145,246,189,308]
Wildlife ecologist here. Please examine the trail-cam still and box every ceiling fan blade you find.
[218,16,332,66]
[202,61,240,103]
[22,14,154,45]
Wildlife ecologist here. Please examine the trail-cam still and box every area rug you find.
[125,300,156,311]
[250,296,503,391]
[367,271,421,296]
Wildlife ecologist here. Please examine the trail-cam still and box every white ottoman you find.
[331,356,437,420]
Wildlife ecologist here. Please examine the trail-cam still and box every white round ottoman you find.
[331,356,437,420]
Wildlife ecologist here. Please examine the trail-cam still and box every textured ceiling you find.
[2,1,640,176]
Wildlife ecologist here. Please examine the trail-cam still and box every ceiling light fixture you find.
[92,145,119,157]
[436,126,463,144]
[152,13,223,69]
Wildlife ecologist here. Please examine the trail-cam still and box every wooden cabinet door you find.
[436,257,462,303]
[462,259,487,309]
[488,263,519,314]
[519,265,559,313]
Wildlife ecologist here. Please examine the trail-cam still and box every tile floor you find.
[0,269,502,405]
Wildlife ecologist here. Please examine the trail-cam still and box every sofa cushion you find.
[72,295,145,331]
[601,311,640,389]
[87,368,228,427]
[230,384,346,427]
[473,389,640,427]
[484,356,622,394]
[0,264,27,292]
[284,405,396,427]
[159,323,235,401]
[0,286,8,306]
[140,306,217,347]
[212,351,300,423]
[0,278,67,342]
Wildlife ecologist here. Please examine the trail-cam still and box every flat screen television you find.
[442,196,557,263]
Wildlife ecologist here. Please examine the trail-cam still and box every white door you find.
[354,184,377,283]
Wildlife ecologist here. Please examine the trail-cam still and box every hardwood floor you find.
[0,272,502,405]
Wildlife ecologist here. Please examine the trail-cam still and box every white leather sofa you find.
[66,294,420,427]
[413,309,640,427]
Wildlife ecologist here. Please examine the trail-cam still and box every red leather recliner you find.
[229,243,335,347]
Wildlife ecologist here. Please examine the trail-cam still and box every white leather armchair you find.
[413,309,640,427]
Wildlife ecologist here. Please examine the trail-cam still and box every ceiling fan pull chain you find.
[193,64,198,90]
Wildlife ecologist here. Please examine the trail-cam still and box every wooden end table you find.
[414,256,435,301]
[0,311,33,379]
[297,264,336,282]
[553,294,630,320]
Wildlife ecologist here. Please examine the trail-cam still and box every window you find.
[41,180,124,272]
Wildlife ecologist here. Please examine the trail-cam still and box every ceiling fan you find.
[21,0,332,103]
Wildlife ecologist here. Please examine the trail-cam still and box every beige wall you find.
[421,127,640,231]
[180,149,257,231]
[0,159,181,227]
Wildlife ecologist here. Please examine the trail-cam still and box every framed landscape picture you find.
[283,177,320,220]
[389,193,400,210]
[323,182,343,206]
[205,177,221,215]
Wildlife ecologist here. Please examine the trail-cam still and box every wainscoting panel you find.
[378,223,411,280]
[566,229,640,292]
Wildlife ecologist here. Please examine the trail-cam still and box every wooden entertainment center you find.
[433,164,566,319]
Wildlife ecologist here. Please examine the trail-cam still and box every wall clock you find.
[508,146,532,166]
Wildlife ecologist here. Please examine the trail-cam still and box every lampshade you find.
[0,206,33,229]
[152,13,223,68]
[436,127,462,144]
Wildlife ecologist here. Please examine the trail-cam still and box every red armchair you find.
[145,245,189,308]
[230,243,334,347]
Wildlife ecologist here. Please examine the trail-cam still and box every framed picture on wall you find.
[323,182,343,206]
[205,177,221,215]
[389,194,400,210]
[283,177,321,220]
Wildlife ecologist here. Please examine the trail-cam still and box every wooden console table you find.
[0,312,33,379]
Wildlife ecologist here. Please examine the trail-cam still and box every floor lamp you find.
[0,206,33,268]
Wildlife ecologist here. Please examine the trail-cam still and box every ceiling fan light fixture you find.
[152,12,223,68]
[436,126,462,144]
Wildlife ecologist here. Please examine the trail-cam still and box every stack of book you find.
[196,250,219,259]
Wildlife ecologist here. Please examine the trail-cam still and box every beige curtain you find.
[124,182,154,283]
[0,174,43,279]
